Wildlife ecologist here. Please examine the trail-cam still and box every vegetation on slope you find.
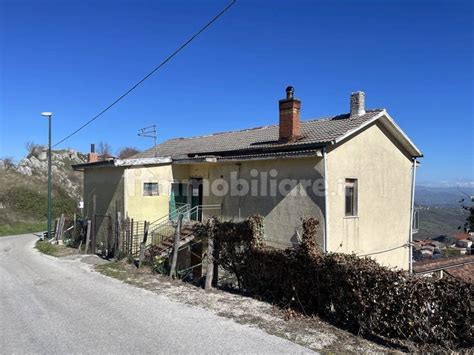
[0,170,76,236]
[416,206,469,239]
[35,240,60,256]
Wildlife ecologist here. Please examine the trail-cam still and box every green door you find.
[170,183,189,219]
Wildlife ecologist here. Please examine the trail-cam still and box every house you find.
[73,87,422,270]
[413,239,447,260]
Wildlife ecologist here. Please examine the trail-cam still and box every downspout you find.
[323,147,329,253]
[123,169,128,219]
[408,158,417,273]
[236,163,242,221]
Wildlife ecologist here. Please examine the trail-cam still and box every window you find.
[345,179,358,217]
[143,183,159,196]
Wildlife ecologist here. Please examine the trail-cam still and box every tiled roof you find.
[133,110,384,159]
[453,232,470,240]
[445,263,474,284]
[413,255,474,274]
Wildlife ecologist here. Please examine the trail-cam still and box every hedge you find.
[194,216,472,348]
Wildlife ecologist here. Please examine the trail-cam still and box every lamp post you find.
[41,112,52,239]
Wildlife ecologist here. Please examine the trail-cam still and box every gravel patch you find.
[95,261,398,353]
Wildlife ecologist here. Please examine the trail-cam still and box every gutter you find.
[173,149,324,164]
[187,142,327,159]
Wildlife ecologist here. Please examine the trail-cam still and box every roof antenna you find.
[138,124,157,157]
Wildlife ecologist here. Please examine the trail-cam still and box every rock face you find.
[14,147,86,200]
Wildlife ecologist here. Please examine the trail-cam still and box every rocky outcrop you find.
[14,147,86,200]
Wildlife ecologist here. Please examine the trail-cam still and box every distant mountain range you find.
[415,186,474,208]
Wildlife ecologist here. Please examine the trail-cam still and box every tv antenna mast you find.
[138,124,157,157]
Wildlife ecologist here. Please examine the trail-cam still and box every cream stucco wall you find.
[187,157,326,248]
[124,164,173,222]
[118,157,327,248]
[326,121,413,269]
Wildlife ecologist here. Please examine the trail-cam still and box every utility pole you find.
[41,112,53,239]
[138,125,157,157]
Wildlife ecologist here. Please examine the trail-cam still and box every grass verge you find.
[35,240,79,257]
[95,262,131,281]
[0,221,46,237]
[35,240,60,256]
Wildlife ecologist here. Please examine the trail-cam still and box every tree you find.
[458,191,474,232]
[467,207,474,232]
[1,156,15,170]
[118,147,140,159]
[97,142,113,157]
[25,141,44,156]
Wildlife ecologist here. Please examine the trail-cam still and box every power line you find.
[53,0,237,148]
[357,243,410,257]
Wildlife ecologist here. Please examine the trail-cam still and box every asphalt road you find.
[0,234,311,354]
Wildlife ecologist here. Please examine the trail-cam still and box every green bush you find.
[0,221,46,236]
[35,240,59,256]
[4,186,75,219]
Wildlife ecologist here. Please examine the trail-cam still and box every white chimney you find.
[350,91,366,117]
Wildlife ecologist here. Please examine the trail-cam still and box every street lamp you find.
[41,112,52,239]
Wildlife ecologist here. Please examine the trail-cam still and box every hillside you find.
[0,148,86,236]
[415,186,472,239]
[415,206,469,239]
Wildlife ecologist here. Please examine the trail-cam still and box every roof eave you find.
[186,142,328,160]
[114,157,172,167]
[72,156,172,171]
[72,160,115,171]
[173,148,324,164]
[332,109,423,158]
[382,110,423,158]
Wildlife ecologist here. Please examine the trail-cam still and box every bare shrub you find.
[1,156,15,170]
[25,141,44,156]
[195,216,472,349]
[118,147,140,159]
[97,142,113,158]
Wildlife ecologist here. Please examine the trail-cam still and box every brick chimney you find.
[88,143,98,163]
[279,86,301,141]
[350,91,366,117]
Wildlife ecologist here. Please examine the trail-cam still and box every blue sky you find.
[0,0,472,186]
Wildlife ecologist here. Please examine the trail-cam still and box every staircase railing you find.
[149,203,190,227]
[187,204,222,222]
[148,204,222,247]
[149,204,189,246]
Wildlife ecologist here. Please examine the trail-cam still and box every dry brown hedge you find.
[195,216,473,348]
